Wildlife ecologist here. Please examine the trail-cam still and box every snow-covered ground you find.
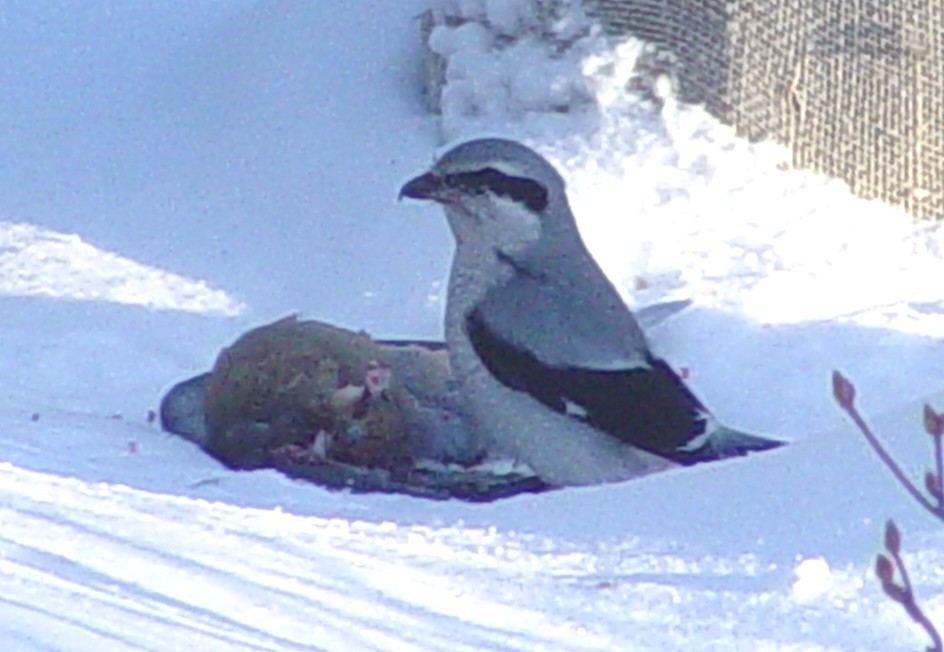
[1,1,944,649]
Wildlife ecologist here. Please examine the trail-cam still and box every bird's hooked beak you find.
[399,171,443,202]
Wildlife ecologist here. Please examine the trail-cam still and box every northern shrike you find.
[400,138,782,486]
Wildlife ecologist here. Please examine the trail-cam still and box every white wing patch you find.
[676,410,717,452]
[563,400,588,419]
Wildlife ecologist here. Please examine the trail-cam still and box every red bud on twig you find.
[875,553,895,584]
[926,472,942,501]
[832,370,856,409]
[884,519,901,556]
[924,404,944,438]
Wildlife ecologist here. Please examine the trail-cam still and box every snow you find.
[0,1,943,649]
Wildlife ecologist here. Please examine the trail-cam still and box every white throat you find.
[446,194,541,254]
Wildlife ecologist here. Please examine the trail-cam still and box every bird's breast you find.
[443,246,511,377]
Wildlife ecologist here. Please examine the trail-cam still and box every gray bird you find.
[400,138,783,486]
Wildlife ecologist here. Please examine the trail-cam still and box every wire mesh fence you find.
[584,0,944,219]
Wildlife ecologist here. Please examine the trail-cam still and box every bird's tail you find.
[677,425,785,465]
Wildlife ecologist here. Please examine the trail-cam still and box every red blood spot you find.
[366,366,390,390]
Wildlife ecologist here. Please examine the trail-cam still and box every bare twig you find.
[832,371,944,651]
[936,436,943,513]
[925,405,944,513]
[876,520,943,652]
[831,371,944,522]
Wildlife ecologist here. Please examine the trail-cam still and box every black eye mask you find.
[444,168,549,213]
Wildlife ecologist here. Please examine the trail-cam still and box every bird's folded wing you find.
[472,264,649,370]
[467,282,711,457]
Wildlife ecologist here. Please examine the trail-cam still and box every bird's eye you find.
[444,168,548,212]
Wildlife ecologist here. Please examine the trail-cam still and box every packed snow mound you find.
[0,221,242,315]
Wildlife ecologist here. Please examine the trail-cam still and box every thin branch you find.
[935,434,943,512]
[885,523,943,652]
[845,401,942,519]
[835,373,944,651]
[832,371,944,522]
[923,405,944,513]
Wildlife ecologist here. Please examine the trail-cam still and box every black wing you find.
[466,306,712,463]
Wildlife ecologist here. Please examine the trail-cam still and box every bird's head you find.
[400,138,574,256]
